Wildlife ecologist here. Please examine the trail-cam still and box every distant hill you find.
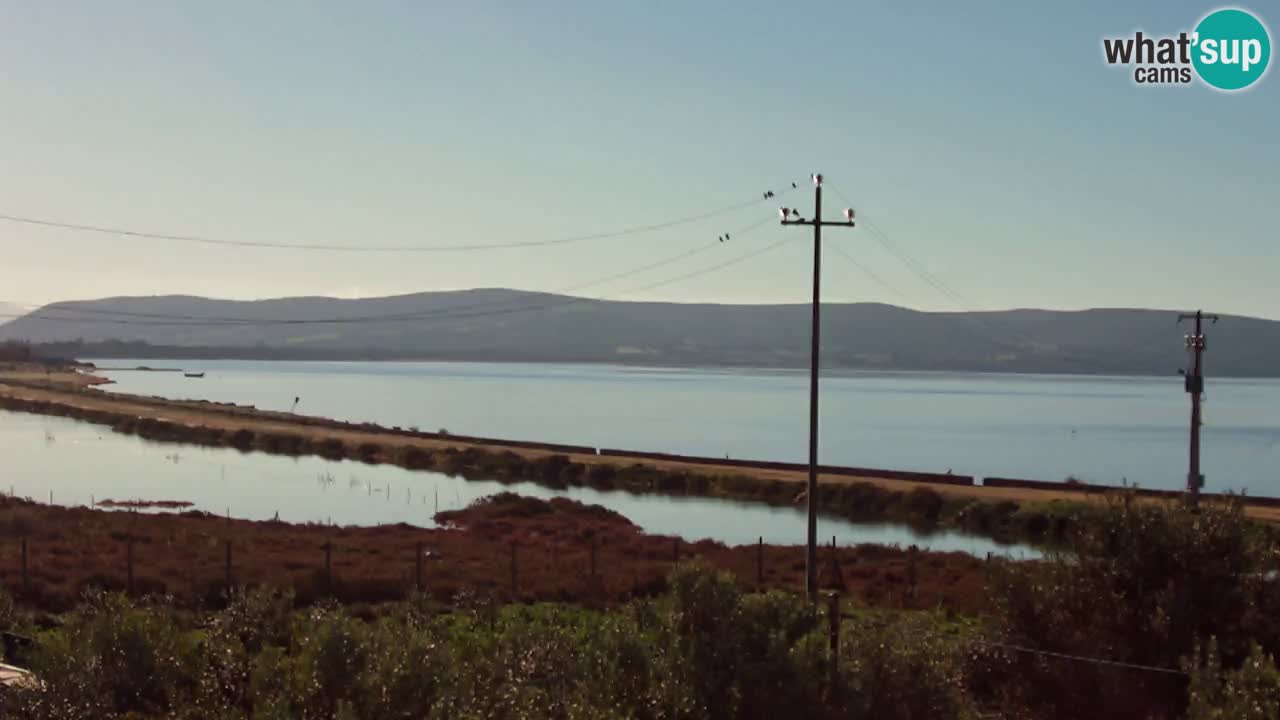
[1,289,1277,376]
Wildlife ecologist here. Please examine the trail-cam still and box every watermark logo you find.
[1102,7,1271,91]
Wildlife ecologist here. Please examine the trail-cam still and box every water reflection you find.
[0,410,1032,557]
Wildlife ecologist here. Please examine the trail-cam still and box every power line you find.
[825,185,1042,351]
[561,217,773,294]
[854,613,1187,678]
[826,242,911,304]
[1,217,772,326]
[827,185,974,308]
[610,231,790,297]
[0,181,797,253]
[969,638,1187,677]
[0,220,787,329]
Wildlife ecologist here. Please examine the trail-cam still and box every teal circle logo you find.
[1192,8,1271,90]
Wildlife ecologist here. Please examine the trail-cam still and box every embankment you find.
[4,370,1275,545]
[0,379,1084,546]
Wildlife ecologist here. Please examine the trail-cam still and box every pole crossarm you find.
[780,220,857,228]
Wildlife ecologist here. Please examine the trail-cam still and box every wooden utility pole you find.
[780,173,856,602]
[1178,310,1218,509]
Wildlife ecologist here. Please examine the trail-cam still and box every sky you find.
[1,1,1277,318]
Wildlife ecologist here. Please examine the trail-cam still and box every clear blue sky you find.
[1,1,1276,317]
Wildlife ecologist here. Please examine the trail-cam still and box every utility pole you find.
[1178,310,1218,509]
[780,173,856,602]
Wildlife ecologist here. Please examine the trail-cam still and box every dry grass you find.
[0,494,988,614]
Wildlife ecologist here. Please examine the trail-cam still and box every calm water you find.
[93,359,1280,496]
[0,410,1024,556]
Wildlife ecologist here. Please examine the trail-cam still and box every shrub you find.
[990,495,1278,718]
[289,609,370,716]
[24,592,196,716]
[226,429,255,450]
[810,611,979,720]
[1188,641,1280,720]
[900,487,945,526]
[390,445,433,469]
[352,442,382,463]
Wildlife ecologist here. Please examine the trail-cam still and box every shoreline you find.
[3,365,1278,545]
[76,354,1280,381]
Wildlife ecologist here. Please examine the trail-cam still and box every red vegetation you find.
[95,499,195,509]
[0,493,989,614]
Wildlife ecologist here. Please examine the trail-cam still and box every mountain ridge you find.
[2,290,1276,376]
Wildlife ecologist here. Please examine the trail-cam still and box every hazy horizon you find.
[3,2,1277,319]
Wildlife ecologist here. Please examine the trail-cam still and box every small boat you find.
[183,372,205,378]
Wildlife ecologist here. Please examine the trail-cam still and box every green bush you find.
[23,592,196,717]
[816,611,979,720]
[990,495,1279,718]
[1188,640,1280,720]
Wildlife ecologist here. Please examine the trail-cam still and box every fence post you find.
[589,537,598,591]
[757,536,764,587]
[907,546,918,606]
[324,542,333,596]
[827,592,840,695]
[510,542,518,601]
[415,541,423,592]
[21,537,28,594]
[225,540,233,595]
[126,536,134,596]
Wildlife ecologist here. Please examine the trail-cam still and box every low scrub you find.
[0,566,990,720]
